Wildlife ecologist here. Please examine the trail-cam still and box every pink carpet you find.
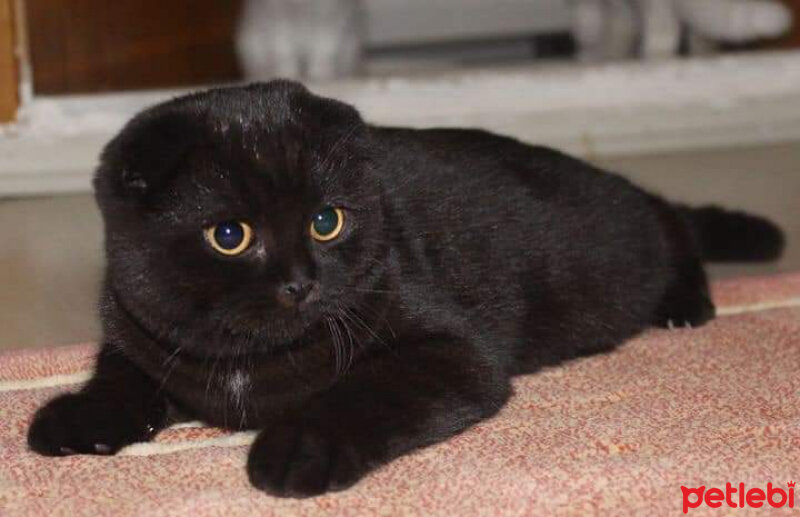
[2,274,799,516]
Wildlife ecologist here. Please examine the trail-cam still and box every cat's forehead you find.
[96,81,370,208]
[199,84,366,170]
[174,109,369,207]
[200,114,365,189]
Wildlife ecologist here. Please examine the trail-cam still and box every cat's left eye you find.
[204,221,253,256]
[310,207,345,242]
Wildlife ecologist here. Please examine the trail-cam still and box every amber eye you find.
[204,221,253,256]
[310,207,345,242]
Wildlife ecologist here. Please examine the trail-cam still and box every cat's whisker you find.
[342,305,393,353]
[350,302,397,340]
[334,310,357,374]
[324,315,344,376]
[354,302,398,342]
[204,353,223,408]
[157,346,183,394]
[235,341,249,430]
[337,315,354,375]
[330,318,341,372]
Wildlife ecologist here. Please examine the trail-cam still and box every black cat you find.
[27,81,784,497]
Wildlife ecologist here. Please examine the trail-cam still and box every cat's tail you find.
[684,205,785,262]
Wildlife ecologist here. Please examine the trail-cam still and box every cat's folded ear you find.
[94,109,202,200]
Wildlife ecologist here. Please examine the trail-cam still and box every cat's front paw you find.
[27,393,153,456]
[247,419,370,498]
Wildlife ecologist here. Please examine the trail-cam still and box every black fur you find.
[27,81,784,497]
[685,205,785,262]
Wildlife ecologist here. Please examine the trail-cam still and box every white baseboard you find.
[2,51,800,197]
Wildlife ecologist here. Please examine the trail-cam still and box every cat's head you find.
[95,81,386,357]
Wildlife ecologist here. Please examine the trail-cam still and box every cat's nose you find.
[276,280,319,308]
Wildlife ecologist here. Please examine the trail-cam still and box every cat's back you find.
[370,126,564,211]
[369,125,656,230]
[371,126,625,197]
[370,126,671,348]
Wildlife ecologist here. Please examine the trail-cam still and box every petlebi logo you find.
[681,481,796,513]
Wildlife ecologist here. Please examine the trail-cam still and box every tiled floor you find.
[1,141,798,351]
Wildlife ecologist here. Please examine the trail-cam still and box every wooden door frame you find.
[0,0,19,122]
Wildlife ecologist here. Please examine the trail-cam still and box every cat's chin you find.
[210,308,329,355]
[179,323,319,359]
[128,302,331,360]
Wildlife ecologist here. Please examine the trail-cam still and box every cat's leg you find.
[649,201,716,329]
[638,0,681,58]
[236,0,302,80]
[305,0,363,80]
[683,32,719,57]
[571,0,640,62]
[27,344,168,456]
[247,338,509,497]
[306,31,362,80]
[654,258,715,329]
[675,0,791,43]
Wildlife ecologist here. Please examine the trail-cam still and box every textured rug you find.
[2,274,799,516]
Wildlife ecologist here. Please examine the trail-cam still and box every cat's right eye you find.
[204,221,253,256]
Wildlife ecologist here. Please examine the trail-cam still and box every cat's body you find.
[28,81,784,497]
[571,0,792,60]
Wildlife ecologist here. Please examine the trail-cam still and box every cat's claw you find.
[94,443,114,454]
[665,318,696,330]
